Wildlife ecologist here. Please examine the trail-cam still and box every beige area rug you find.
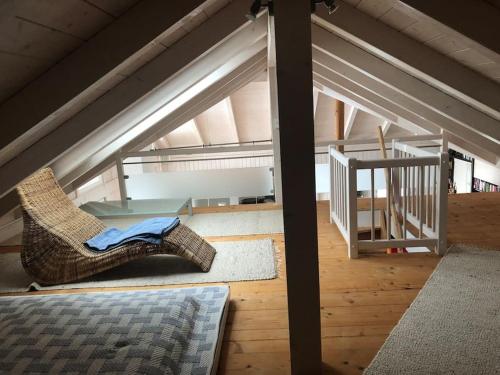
[364,244,500,375]
[0,239,278,293]
[103,210,285,237]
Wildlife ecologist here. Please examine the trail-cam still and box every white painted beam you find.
[192,118,206,145]
[0,0,207,160]
[344,106,358,139]
[313,89,320,119]
[311,39,500,157]
[382,120,391,136]
[225,96,240,143]
[267,15,282,204]
[59,52,267,194]
[0,1,261,199]
[127,52,267,153]
[315,77,397,123]
[312,24,500,143]
[313,2,500,120]
[399,0,500,55]
[54,32,267,187]
[313,62,498,163]
[53,43,267,191]
[125,144,273,158]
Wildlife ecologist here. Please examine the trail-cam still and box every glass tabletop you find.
[80,198,191,218]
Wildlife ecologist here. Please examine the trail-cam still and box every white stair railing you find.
[329,134,448,258]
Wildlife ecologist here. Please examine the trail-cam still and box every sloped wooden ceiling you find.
[0,0,140,102]
[343,0,500,83]
[0,0,499,217]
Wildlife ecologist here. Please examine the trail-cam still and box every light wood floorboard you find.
[1,193,499,374]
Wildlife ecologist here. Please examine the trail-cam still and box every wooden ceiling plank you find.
[344,106,359,139]
[0,1,256,199]
[313,2,500,120]
[312,25,500,145]
[0,0,207,159]
[399,0,500,55]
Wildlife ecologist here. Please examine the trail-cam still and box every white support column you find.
[313,89,320,119]
[347,157,358,258]
[436,152,449,255]
[115,155,128,202]
[382,120,391,136]
[441,129,449,153]
[192,118,206,145]
[268,16,283,204]
[344,106,358,139]
[225,96,240,143]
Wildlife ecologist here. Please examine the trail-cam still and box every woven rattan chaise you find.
[17,168,216,285]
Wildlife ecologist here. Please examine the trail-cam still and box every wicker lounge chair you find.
[16,168,216,285]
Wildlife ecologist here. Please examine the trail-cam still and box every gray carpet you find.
[0,239,278,293]
[0,286,229,374]
[365,244,500,375]
[102,210,284,237]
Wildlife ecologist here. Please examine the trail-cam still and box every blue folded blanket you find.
[85,217,180,252]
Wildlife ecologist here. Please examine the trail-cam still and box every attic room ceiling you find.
[0,0,498,216]
[342,0,500,83]
[0,0,141,102]
[151,78,418,152]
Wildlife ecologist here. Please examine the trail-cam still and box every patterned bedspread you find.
[0,286,229,374]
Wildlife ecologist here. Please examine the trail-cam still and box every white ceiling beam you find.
[54,41,266,192]
[53,32,267,187]
[58,52,267,193]
[225,96,240,143]
[128,54,266,153]
[314,55,500,158]
[314,76,397,123]
[313,62,498,163]
[311,32,500,156]
[313,2,500,120]
[382,120,391,136]
[192,118,207,145]
[313,66,439,133]
[312,24,500,143]
[0,0,207,160]
[313,89,320,119]
[125,144,273,158]
[0,1,261,199]
[344,106,358,139]
[399,0,500,56]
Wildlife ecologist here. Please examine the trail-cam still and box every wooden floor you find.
[1,193,499,374]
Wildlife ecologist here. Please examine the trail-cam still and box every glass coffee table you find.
[80,198,193,219]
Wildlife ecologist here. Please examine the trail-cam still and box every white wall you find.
[126,167,274,200]
[70,166,120,206]
[474,159,500,186]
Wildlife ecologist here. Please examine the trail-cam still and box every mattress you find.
[0,285,230,374]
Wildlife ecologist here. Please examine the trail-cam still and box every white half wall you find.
[125,167,274,200]
[474,159,500,186]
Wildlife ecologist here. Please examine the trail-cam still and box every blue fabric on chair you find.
[85,217,180,251]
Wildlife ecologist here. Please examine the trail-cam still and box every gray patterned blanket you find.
[0,286,229,374]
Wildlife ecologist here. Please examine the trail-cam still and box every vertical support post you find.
[370,168,375,241]
[116,154,127,202]
[347,158,358,258]
[419,165,425,238]
[441,129,448,153]
[273,2,322,373]
[328,145,333,224]
[436,153,449,255]
[335,100,345,152]
[268,16,283,205]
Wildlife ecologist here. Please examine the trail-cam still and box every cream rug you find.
[0,239,278,293]
[102,210,284,237]
[365,244,500,375]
